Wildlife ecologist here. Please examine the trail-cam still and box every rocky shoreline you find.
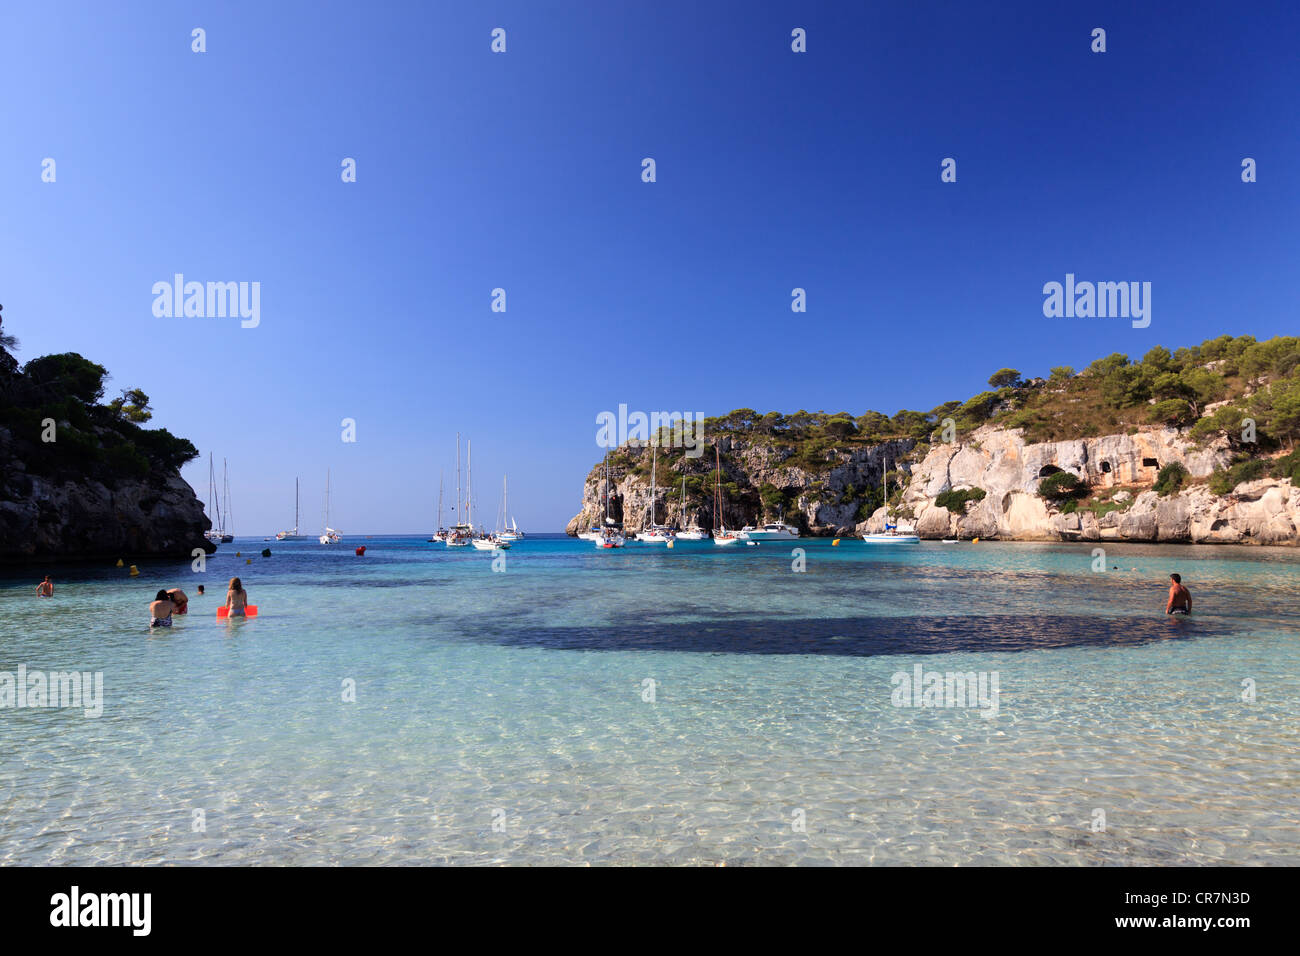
[569,425,1299,546]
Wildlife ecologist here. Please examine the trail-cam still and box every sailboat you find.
[319,469,341,544]
[445,435,472,547]
[862,461,919,544]
[712,447,742,546]
[429,471,447,543]
[204,453,225,543]
[594,458,625,548]
[495,475,525,542]
[219,458,234,542]
[675,476,707,540]
[276,478,308,540]
[636,443,675,543]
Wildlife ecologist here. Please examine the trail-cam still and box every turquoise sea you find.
[1,534,1298,865]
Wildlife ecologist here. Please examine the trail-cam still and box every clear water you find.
[2,535,1298,865]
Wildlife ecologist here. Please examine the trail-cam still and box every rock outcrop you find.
[0,437,214,562]
[565,437,915,536]
[856,424,1298,545]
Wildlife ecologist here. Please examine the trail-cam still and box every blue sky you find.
[3,1,1298,532]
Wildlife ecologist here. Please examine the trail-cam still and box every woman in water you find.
[225,577,249,617]
[149,590,174,628]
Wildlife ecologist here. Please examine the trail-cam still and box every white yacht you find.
[636,444,674,542]
[711,447,743,546]
[738,521,800,541]
[596,528,626,548]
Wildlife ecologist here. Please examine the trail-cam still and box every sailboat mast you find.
[467,440,473,528]
[649,444,656,526]
[455,433,461,524]
[294,477,299,531]
[438,470,444,531]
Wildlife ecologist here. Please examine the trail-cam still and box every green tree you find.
[987,368,1023,389]
[22,353,109,404]
[107,387,154,423]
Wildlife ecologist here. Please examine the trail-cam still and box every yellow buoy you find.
[115,558,124,568]
[245,558,252,565]
[128,565,139,576]
[236,551,241,557]
[666,540,674,548]
[972,537,980,543]
[832,538,840,546]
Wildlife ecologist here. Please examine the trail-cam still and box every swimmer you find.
[1165,573,1192,615]
[166,588,189,615]
[35,575,53,597]
[149,589,174,627]
[197,585,205,596]
[225,577,249,617]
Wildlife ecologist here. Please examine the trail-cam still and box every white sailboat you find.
[446,434,472,547]
[496,475,525,542]
[319,469,341,544]
[429,471,447,543]
[712,447,742,546]
[204,453,225,543]
[862,462,919,544]
[594,458,625,547]
[674,476,707,540]
[276,478,308,540]
[636,444,675,543]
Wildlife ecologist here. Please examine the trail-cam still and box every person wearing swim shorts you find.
[1165,573,1192,615]
[35,575,53,597]
[225,577,249,617]
[150,589,174,627]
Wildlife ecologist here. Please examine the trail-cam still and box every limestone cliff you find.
[566,436,916,536]
[858,424,1298,545]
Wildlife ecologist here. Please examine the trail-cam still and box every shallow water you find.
[2,535,1297,865]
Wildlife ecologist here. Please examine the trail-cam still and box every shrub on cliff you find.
[1209,458,1267,495]
[1153,462,1189,496]
[1038,471,1086,501]
[935,487,986,513]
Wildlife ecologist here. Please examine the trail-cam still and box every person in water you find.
[166,588,189,615]
[1166,573,1192,615]
[196,585,205,596]
[225,577,249,617]
[149,589,174,627]
[35,575,53,597]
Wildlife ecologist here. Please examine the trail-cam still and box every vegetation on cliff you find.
[0,310,199,484]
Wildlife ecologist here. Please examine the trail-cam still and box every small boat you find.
[597,528,626,548]
[674,477,707,539]
[636,524,676,543]
[942,538,959,544]
[495,477,525,541]
[319,469,341,544]
[445,524,473,547]
[471,534,509,551]
[712,446,743,546]
[862,463,918,544]
[277,478,309,540]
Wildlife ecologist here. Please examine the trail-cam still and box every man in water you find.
[35,575,53,597]
[167,588,188,614]
[1165,573,1192,615]
[197,585,205,596]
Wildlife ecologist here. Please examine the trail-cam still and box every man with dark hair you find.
[35,575,53,597]
[1166,573,1191,615]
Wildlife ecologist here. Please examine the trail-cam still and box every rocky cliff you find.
[570,423,1299,545]
[859,424,1299,545]
[566,436,916,536]
[0,331,215,563]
